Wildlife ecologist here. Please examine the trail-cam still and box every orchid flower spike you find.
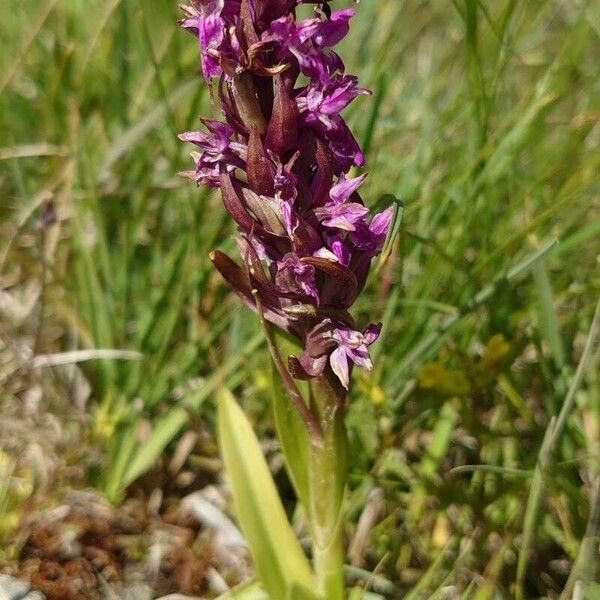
[180,0,391,393]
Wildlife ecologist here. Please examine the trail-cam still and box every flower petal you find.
[330,346,350,389]
[329,172,367,204]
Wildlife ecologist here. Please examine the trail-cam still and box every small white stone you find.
[0,575,46,600]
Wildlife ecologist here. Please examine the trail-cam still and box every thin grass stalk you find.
[516,296,600,599]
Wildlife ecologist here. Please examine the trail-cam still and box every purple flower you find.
[279,197,298,236]
[313,239,348,266]
[350,206,394,254]
[329,172,367,204]
[297,319,381,389]
[329,322,381,389]
[318,201,368,232]
[263,10,353,84]
[297,76,370,171]
[297,75,369,116]
[276,253,320,304]
[180,1,227,80]
[325,234,352,266]
[179,0,391,393]
[179,119,246,187]
[313,8,354,47]
[314,173,369,231]
[272,151,300,202]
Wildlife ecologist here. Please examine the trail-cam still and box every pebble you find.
[0,575,45,600]
[121,582,153,600]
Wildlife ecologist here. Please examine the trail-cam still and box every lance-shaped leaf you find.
[286,583,320,600]
[216,581,268,600]
[217,388,315,599]
[214,580,319,600]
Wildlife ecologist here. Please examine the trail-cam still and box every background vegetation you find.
[1,0,599,598]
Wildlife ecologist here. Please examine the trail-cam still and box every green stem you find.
[308,376,348,600]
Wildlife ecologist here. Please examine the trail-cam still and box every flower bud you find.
[266,73,299,155]
[247,128,275,195]
[231,72,267,134]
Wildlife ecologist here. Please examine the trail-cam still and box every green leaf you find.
[349,591,386,600]
[584,583,600,600]
[217,581,320,600]
[532,260,566,369]
[216,581,269,600]
[120,406,188,489]
[286,582,320,600]
[218,388,314,599]
[270,331,311,511]
[271,365,311,510]
[407,401,458,524]
[102,420,140,504]
[376,195,404,271]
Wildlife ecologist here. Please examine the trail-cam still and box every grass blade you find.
[516,296,600,599]
[532,260,566,370]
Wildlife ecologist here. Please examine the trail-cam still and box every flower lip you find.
[297,319,382,388]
